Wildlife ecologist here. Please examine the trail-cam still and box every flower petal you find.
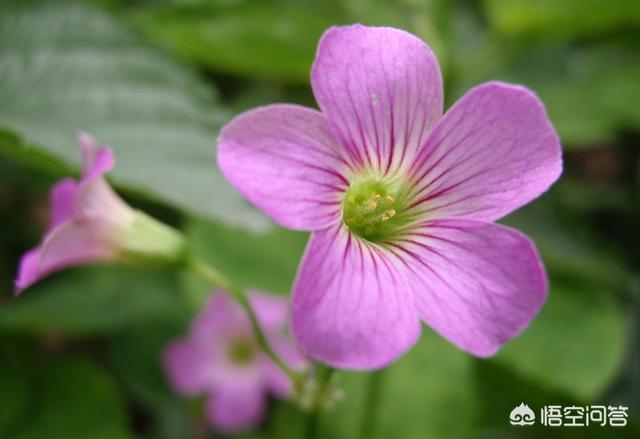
[407,81,562,221]
[248,291,289,331]
[15,248,42,294]
[389,219,547,357]
[291,225,420,369]
[79,132,115,182]
[206,380,266,433]
[163,338,217,396]
[262,336,307,397]
[311,25,443,174]
[218,104,350,231]
[191,292,250,342]
[15,222,117,294]
[48,178,78,230]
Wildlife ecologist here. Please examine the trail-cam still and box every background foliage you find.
[0,0,638,438]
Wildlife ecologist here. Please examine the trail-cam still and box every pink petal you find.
[48,178,78,230]
[205,380,266,433]
[248,291,289,331]
[291,225,420,369]
[79,132,115,182]
[14,248,42,294]
[389,219,547,357]
[218,104,350,231]
[262,336,307,397]
[163,338,217,396]
[311,25,443,174]
[15,222,117,294]
[407,82,562,222]
[191,292,250,342]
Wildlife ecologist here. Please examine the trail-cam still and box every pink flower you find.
[217,25,562,369]
[15,133,186,294]
[164,291,306,433]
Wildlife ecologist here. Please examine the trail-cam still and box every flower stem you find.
[358,368,386,439]
[187,256,299,381]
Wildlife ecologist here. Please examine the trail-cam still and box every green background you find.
[0,0,638,437]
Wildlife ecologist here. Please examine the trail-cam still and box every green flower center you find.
[342,177,410,242]
[228,338,256,365]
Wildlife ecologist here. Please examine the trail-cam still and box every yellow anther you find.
[366,202,377,211]
[386,195,395,203]
[372,193,381,201]
[380,208,397,222]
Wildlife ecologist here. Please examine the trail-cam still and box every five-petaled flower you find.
[15,133,186,294]
[164,291,306,433]
[218,25,562,369]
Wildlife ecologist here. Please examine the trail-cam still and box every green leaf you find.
[14,357,132,439]
[0,266,190,335]
[130,0,348,84]
[0,339,32,437]
[186,219,308,295]
[318,330,475,439]
[109,322,195,439]
[0,0,266,230]
[494,285,626,400]
[483,0,640,40]
[504,45,640,146]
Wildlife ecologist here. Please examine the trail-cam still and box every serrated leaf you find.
[0,0,266,230]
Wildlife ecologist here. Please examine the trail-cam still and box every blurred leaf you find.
[483,0,640,40]
[109,321,194,439]
[0,0,266,230]
[131,0,451,83]
[186,219,308,295]
[502,188,630,289]
[495,285,626,401]
[0,339,32,437]
[0,266,190,335]
[131,0,348,84]
[318,330,474,439]
[109,321,186,408]
[473,361,640,439]
[14,357,132,439]
[508,45,640,146]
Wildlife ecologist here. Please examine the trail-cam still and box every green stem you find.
[358,368,386,439]
[304,365,336,438]
[188,257,299,381]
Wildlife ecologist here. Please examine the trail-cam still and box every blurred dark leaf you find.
[130,0,348,84]
[0,0,266,230]
[0,266,189,335]
[14,357,133,439]
[494,285,626,401]
[483,0,640,40]
[186,219,308,295]
[109,321,194,439]
[0,339,32,437]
